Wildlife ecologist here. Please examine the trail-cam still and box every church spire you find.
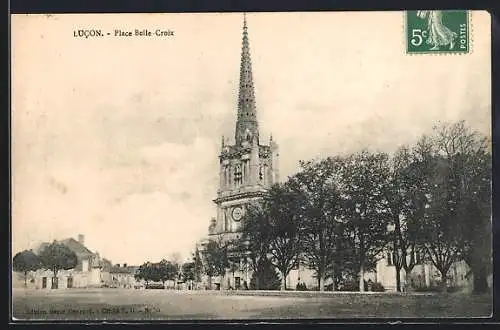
[235,13,259,146]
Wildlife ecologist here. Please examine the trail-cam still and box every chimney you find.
[78,234,85,245]
[123,263,127,268]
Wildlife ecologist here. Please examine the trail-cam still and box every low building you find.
[107,264,139,288]
[29,234,105,289]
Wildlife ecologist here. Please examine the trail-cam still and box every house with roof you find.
[107,264,140,288]
[30,234,105,289]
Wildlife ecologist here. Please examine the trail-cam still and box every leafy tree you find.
[235,179,320,291]
[288,158,345,291]
[386,142,430,292]
[250,258,281,290]
[237,202,273,290]
[267,183,302,290]
[202,238,229,289]
[181,261,196,282]
[337,151,392,292]
[158,259,178,286]
[134,262,152,286]
[38,242,78,289]
[13,249,42,287]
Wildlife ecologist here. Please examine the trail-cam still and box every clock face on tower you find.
[231,206,244,222]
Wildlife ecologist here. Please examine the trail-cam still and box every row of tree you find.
[134,257,202,287]
[201,121,491,293]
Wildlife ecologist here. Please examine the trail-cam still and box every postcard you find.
[11,11,492,320]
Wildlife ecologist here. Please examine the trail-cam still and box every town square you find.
[11,11,492,320]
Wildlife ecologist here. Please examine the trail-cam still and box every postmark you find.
[405,10,469,54]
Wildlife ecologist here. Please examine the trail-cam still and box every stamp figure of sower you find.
[416,10,457,50]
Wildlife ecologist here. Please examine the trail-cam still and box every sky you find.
[11,12,491,265]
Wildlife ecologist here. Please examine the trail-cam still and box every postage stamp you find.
[405,10,470,54]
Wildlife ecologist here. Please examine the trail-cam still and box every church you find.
[196,14,316,290]
[196,14,479,292]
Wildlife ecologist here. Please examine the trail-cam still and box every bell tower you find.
[209,14,280,240]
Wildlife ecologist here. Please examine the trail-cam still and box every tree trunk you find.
[52,269,58,289]
[318,272,325,292]
[404,270,413,293]
[472,265,488,294]
[24,271,28,288]
[280,270,286,291]
[359,263,365,292]
[208,276,212,290]
[395,266,401,292]
[439,270,448,292]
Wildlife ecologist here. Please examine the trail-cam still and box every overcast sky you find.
[11,12,491,265]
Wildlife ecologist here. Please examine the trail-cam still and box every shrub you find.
[370,282,385,292]
[339,279,368,292]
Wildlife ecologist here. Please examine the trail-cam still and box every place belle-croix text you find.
[73,29,175,38]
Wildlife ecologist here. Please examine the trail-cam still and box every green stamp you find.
[406,10,469,54]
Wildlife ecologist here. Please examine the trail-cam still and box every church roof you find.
[235,13,260,146]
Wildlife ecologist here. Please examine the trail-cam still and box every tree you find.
[38,242,78,289]
[135,262,152,286]
[249,257,281,290]
[432,121,492,293]
[338,151,392,292]
[386,143,430,292]
[158,259,178,287]
[250,182,302,290]
[289,158,345,291]
[417,154,463,291]
[182,261,196,283]
[202,238,229,289]
[237,201,274,290]
[13,250,42,287]
[234,177,317,290]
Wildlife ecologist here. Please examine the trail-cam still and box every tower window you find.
[234,165,242,186]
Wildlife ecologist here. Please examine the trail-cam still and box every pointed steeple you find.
[235,13,259,146]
